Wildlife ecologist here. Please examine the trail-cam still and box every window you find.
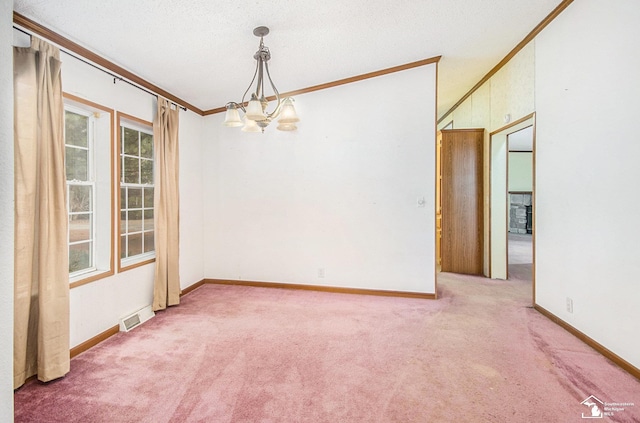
[65,109,94,274]
[64,95,114,287]
[118,114,155,270]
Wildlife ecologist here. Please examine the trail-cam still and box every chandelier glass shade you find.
[223,26,299,132]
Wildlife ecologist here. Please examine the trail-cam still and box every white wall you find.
[535,0,640,369]
[490,133,508,280]
[178,111,205,287]
[508,152,533,192]
[51,50,204,347]
[203,65,437,293]
[1,0,15,420]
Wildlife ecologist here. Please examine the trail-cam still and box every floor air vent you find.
[119,305,155,332]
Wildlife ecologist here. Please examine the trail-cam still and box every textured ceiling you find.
[13,0,565,117]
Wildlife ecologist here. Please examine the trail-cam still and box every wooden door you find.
[436,132,442,267]
[440,129,484,275]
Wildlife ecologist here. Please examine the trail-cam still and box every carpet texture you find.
[14,274,639,422]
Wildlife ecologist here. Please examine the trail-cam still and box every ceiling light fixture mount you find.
[223,26,299,133]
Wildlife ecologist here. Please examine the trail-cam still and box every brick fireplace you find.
[509,192,532,234]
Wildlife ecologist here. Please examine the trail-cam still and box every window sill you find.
[119,254,156,273]
[70,268,115,289]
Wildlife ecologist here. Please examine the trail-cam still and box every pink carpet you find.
[14,274,640,422]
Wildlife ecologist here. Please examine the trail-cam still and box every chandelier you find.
[223,26,299,132]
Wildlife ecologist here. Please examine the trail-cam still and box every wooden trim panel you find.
[117,112,153,129]
[68,278,204,358]
[64,92,114,114]
[204,56,441,115]
[490,112,536,136]
[534,305,639,380]
[205,279,436,299]
[69,270,115,289]
[118,258,155,273]
[434,61,440,299]
[531,118,537,304]
[438,0,574,124]
[65,277,432,359]
[180,279,206,297]
[70,325,119,359]
[13,12,204,115]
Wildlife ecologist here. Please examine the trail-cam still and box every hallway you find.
[508,232,532,282]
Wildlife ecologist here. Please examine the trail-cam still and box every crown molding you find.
[13,12,205,115]
[204,56,441,115]
[437,0,575,124]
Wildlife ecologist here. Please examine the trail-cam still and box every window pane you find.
[143,231,154,253]
[141,159,153,185]
[128,210,143,232]
[128,188,142,209]
[144,188,154,209]
[65,111,88,148]
[144,209,154,231]
[124,157,139,184]
[69,242,91,272]
[140,133,153,159]
[69,213,91,243]
[120,235,127,259]
[121,187,127,209]
[120,211,127,234]
[123,127,139,155]
[66,147,88,181]
[69,184,92,213]
[128,233,142,257]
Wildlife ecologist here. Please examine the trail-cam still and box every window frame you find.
[117,112,156,272]
[64,93,115,289]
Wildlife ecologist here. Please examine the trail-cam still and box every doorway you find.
[505,126,533,282]
[489,114,535,289]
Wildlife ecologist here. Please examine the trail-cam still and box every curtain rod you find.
[12,25,187,112]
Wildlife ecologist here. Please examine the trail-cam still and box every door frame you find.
[489,113,536,300]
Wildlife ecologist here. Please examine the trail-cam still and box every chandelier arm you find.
[241,57,261,107]
[264,60,281,118]
[257,56,264,100]
[225,101,243,112]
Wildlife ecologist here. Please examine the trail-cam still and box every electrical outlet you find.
[566,297,573,313]
[318,268,325,278]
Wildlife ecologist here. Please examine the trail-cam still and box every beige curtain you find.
[152,98,181,310]
[13,37,69,389]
